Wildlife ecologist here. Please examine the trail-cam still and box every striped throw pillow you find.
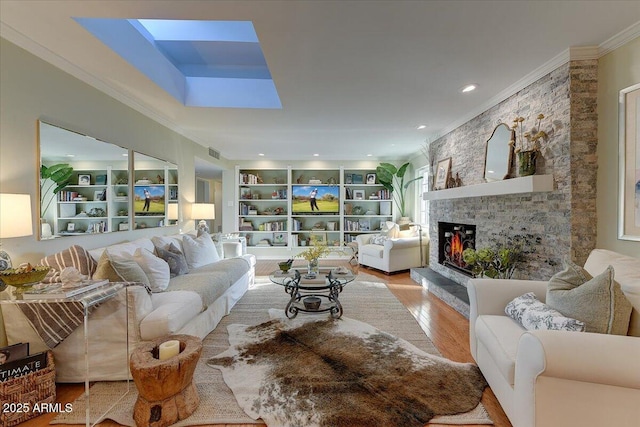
[39,245,98,283]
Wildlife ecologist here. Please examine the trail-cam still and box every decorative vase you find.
[398,217,411,226]
[518,150,537,177]
[307,258,319,275]
[41,218,52,239]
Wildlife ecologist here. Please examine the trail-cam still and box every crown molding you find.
[0,22,209,150]
[436,48,571,139]
[599,20,640,57]
[569,46,599,60]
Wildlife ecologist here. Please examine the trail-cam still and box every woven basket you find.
[0,351,56,426]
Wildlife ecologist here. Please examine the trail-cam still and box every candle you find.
[158,340,180,361]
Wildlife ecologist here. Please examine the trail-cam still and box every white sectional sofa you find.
[1,233,255,382]
[468,249,640,427]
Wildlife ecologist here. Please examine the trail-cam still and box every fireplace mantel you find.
[423,174,553,201]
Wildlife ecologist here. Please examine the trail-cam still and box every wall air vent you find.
[208,148,220,159]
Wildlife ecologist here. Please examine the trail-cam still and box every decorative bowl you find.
[303,296,321,310]
[0,266,50,287]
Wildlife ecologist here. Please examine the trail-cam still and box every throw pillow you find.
[546,260,632,335]
[505,292,585,332]
[108,252,151,287]
[156,243,189,278]
[132,248,170,292]
[40,245,98,283]
[93,251,124,282]
[371,234,388,245]
[182,234,221,269]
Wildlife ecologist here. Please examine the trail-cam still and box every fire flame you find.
[450,233,464,264]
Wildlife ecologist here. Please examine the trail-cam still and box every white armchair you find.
[468,249,640,427]
[356,233,428,274]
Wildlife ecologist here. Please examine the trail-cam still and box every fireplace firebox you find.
[438,222,476,276]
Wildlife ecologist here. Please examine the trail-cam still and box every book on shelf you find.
[0,345,47,382]
[22,279,109,300]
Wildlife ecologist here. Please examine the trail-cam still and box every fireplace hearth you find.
[438,222,476,276]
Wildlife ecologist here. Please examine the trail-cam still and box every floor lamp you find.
[398,222,425,268]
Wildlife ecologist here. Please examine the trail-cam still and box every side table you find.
[0,282,130,427]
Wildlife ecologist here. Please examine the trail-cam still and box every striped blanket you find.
[16,282,147,348]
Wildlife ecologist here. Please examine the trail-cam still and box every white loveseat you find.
[468,249,640,427]
[1,233,255,382]
[356,233,428,273]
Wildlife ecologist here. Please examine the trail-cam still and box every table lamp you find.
[0,194,33,270]
[167,203,179,225]
[191,203,215,235]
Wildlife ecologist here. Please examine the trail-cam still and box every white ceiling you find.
[1,1,639,162]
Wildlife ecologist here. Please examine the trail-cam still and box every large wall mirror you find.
[484,122,514,182]
[38,121,180,239]
[38,121,130,240]
[132,152,179,230]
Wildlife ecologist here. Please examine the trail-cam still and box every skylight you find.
[74,18,281,109]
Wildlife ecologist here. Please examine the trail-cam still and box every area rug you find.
[53,277,493,426]
[209,311,488,427]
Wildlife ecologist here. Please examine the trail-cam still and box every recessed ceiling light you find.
[122,153,128,157]
[416,125,426,130]
[258,153,265,156]
[367,154,373,157]
[313,153,319,157]
[461,84,477,93]
[65,154,75,157]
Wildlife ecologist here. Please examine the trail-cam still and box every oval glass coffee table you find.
[269,267,355,319]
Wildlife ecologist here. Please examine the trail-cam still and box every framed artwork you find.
[67,223,75,232]
[95,174,107,185]
[366,173,376,184]
[353,190,365,200]
[345,174,353,184]
[310,231,327,245]
[618,83,640,241]
[78,174,91,186]
[93,190,106,201]
[434,157,452,190]
[273,232,286,245]
[352,174,364,184]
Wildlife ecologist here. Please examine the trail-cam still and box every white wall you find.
[597,37,640,256]
[0,37,229,264]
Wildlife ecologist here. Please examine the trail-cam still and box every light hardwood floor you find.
[22,260,511,427]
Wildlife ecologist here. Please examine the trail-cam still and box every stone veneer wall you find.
[428,60,598,285]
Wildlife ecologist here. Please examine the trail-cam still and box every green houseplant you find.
[40,163,74,219]
[376,162,422,218]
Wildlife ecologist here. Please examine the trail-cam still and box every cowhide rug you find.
[208,313,488,427]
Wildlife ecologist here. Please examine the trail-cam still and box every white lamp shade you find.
[167,203,179,220]
[0,194,33,238]
[191,203,215,220]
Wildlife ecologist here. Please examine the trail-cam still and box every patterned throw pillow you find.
[505,292,585,332]
[156,243,189,278]
[371,234,388,245]
[546,260,632,335]
[39,245,98,283]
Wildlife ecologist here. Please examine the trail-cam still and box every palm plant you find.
[40,163,73,218]
[376,162,422,218]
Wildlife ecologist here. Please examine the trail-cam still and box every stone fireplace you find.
[426,58,598,286]
[438,222,476,276]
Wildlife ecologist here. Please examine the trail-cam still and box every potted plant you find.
[40,163,73,236]
[376,162,422,220]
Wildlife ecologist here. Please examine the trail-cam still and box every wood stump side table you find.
[130,334,202,427]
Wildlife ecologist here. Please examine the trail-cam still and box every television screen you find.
[134,186,165,214]
[291,185,340,214]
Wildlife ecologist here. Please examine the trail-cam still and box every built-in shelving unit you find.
[423,175,554,201]
[235,166,394,252]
